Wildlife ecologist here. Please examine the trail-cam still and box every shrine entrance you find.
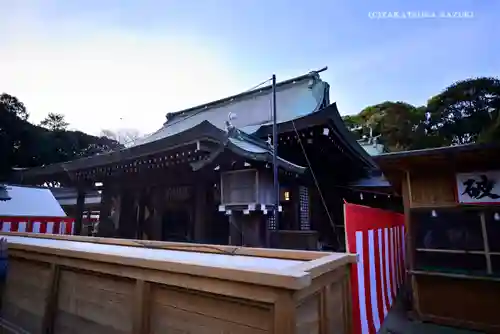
[161,186,193,242]
[162,208,191,242]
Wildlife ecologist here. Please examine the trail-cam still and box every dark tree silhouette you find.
[0,93,29,121]
[0,94,122,181]
[40,113,69,131]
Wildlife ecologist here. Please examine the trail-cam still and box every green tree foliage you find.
[0,95,122,181]
[40,113,69,131]
[426,77,500,145]
[344,77,500,151]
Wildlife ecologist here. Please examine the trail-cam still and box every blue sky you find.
[0,0,497,135]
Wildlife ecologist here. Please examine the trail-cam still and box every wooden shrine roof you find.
[128,68,375,169]
[132,69,330,147]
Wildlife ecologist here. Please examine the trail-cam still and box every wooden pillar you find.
[229,214,242,246]
[241,214,263,247]
[86,209,91,236]
[118,191,135,239]
[193,183,207,243]
[229,213,264,247]
[292,185,300,230]
[136,190,147,240]
[74,188,85,236]
[100,183,112,220]
[150,188,164,241]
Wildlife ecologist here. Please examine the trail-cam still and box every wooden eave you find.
[255,103,377,170]
[15,121,306,183]
[374,143,500,172]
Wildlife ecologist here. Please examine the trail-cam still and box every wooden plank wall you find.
[54,270,135,334]
[1,258,52,333]
[416,275,500,330]
[149,286,271,333]
[295,267,351,334]
[406,171,456,208]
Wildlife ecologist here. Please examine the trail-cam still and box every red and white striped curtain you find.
[0,217,75,235]
[344,203,405,334]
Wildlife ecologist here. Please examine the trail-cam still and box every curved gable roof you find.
[131,71,328,147]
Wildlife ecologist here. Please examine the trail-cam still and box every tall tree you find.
[426,77,500,145]
[343,77,500,152]
[40,113,69,131]
[0,93,29,121]
[346,101,426,151]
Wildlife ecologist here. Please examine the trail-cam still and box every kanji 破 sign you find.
[456,170,500,204]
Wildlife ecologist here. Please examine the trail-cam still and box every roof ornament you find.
[307,76,316,88]
[0,185,11,201]
[307,67,327,88]
[225,112,237,132]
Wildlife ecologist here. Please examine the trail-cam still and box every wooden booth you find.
[11,70,391,252]
[375,143,500,333]
[0,232,354,334]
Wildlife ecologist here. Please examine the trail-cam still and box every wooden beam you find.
[42,263,61,334]
[132,280,150,334]
[273,292,296,334]
[2,231,329,261]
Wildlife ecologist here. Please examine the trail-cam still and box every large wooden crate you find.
[0,232,354,334]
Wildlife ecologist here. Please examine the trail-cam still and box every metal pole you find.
[272,74,280,235]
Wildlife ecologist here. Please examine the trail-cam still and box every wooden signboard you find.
[456,170,500,204]
[0,232,354,334]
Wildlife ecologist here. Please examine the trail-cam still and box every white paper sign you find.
[456,170,500,204]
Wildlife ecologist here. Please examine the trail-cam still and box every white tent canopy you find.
[0,185,66,217]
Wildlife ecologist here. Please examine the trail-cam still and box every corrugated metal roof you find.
[132,73,328,147]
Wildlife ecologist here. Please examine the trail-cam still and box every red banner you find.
[0,217,75,235]
[344,203,405,334]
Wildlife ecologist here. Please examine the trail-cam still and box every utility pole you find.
[272,74,279,237]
